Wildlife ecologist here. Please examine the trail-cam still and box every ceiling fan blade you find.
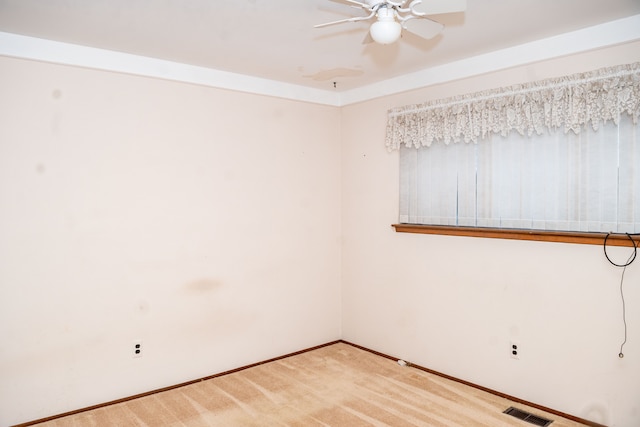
[314,17,356,28]
[314,16,367,28]
[411,0,466,15]
[402,17,444,40]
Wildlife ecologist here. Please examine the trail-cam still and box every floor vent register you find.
[503,406,553,426]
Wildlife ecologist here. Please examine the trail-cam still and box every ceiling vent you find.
[503,407,553,426]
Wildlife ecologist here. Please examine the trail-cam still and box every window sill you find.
[392,224,640,247]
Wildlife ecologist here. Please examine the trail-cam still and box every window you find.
[388,63,640,239]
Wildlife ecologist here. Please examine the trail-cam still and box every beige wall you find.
[341,41,640,427]
[0,57,342,425]
[2,40,640,427]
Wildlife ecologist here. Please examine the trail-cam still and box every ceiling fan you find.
[315,0,467,45]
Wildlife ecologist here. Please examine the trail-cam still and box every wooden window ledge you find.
[392,224,640,247]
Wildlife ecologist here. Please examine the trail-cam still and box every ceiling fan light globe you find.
[370,20,402,44]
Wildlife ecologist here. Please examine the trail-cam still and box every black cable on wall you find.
[603,233,639,358]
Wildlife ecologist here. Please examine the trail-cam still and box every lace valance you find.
[386,62,640,150]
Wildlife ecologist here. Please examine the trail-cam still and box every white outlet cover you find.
[510,341,520,359]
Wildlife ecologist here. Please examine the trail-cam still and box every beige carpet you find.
[32,342,591,427]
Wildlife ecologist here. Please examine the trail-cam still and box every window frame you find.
[388,63,640,244]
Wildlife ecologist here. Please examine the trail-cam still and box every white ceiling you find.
[1,0,640,94]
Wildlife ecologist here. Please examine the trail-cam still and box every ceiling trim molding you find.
[339,14,640,105]
[0,31,342,106]
[1,14,640,107]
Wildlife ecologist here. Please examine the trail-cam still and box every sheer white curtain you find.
[393,62,640,233]
[399,115,640,233]
[399,117,640,233]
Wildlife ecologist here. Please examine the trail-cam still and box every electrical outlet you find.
[133,339,143,358]
[510,341,520,359]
